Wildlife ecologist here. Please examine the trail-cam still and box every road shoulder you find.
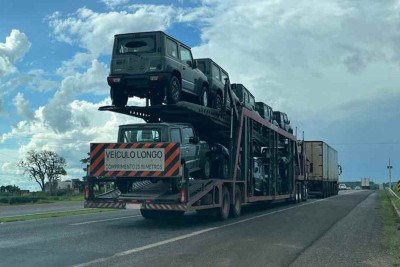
[291,191,399,267]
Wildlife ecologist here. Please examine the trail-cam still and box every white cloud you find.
[47,5,175,56]
[101,0,130,10]
[13,92,33,120]
[188,0,400,119]
[0,29,31,77]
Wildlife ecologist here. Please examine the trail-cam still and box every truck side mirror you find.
[192,60,197,69]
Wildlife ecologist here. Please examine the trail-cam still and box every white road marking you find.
[74,190,363,267]
[69,215,142,226]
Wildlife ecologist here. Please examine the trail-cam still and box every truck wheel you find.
[217,187,230,220]
[167,76,181,104]
[199,86,209,107]
[110,87,128,107]
[213,93,223,111]
[230,187,242,218]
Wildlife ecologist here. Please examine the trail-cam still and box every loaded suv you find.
[255,102,279,126]
[118,123,211,179]
[231,83,256,111]
[196,58,238,111]
[108,31,209,107]
[273,111,293,134]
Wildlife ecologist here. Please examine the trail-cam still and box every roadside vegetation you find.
[380,190,400,259]
[0,191,84,205]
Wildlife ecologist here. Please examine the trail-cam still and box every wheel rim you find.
[222,194,229,216]
[202,89,208,106]
[222,160,229,178]
[204,160,210,178]
[171,79,180,102]
[235,191,241,213]
[215,95,222,110]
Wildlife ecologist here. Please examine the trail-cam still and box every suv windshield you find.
[116,36,156,54]
[197,61,206,74]
[121,128,161,142]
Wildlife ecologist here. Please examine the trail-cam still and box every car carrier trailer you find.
[84,82,308,219]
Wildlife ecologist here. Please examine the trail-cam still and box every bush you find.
[8,196,40,204]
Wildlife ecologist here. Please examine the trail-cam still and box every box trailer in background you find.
[361,178,370,189]
[305,141,339,198]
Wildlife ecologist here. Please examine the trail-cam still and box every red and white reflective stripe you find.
[142,203,186,211]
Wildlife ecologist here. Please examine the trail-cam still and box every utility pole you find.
[387,158,393,189]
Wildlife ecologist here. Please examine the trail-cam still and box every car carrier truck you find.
[84,81,308,219]
[305,141,339,198]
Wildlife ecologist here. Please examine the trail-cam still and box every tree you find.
[18,150,67,195]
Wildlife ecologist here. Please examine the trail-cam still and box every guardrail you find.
[387,188,400,200]
[386,188,400,218]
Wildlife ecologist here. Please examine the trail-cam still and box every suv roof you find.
[196,58,228,73]
[113,31,192,50]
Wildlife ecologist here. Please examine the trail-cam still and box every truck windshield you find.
[116,36,156,54]
[121,129,161,142]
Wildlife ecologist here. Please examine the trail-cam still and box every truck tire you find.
[230,187,242,218]
[110,87,128,107]
[167,76,181,104]
[217,187,230,220]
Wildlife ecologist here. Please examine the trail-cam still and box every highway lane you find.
[0,190,394,266]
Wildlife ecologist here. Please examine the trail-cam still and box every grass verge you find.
[0,208,114,223]
[380,190,400,259]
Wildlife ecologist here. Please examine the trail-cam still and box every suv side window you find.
[166,38,178,58]
[221,70,228,83]
[182,127,194,144]
[212,63,221,81]
[180,46,192,64]
[170,128,181,143]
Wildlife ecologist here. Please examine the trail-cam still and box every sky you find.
[0,0,399,190]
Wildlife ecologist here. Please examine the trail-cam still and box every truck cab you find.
[273,111,293,134]
[118,123,211,179]
[107,31,209,107]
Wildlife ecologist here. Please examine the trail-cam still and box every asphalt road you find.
[0,190,397,267]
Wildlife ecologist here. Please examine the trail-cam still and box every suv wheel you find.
[110,87,128,107]
[201,157,211,179]
[214,93,223,111]
[221,158,229,179]
[199,87,208,107]
[167,76,181,104]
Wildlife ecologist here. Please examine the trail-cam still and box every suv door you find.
[182,126,199,171]
[179,46,195,92]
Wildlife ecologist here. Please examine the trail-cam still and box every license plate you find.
[126,203,141,210]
